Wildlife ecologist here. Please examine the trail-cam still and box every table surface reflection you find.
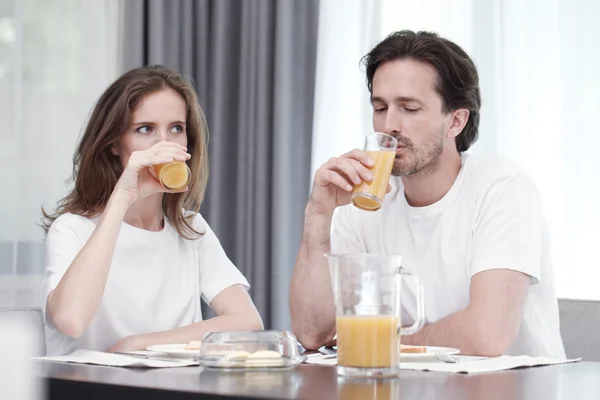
[38,360,600,400]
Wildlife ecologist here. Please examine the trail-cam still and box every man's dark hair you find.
[362,30,481,152]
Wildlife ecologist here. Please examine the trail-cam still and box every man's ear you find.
[446,108,470,139]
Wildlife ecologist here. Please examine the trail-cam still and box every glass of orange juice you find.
[326,254,424,378]
[351,133,398,212]
[151,161,191,191]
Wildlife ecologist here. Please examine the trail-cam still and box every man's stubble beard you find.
[391,130,445,177]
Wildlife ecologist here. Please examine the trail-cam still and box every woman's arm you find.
[109,285,263,352]
[47,142,189,338]
[46,193,130,338]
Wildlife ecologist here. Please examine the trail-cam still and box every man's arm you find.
[290,150,376,350]
[289,204,337,350]
[402,269,530,356]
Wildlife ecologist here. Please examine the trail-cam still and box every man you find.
[289,30,565,358]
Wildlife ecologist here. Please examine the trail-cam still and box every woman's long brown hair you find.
[42,65,209,239]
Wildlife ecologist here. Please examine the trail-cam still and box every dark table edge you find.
[47,375,268,400]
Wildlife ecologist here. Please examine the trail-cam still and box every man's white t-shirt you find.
[331,153,566,359]
[43,212,249,356]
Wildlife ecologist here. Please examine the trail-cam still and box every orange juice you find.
[352,150,395,211]
[152,161,190,190]
[336,315,399,368]
[337,380,397,400]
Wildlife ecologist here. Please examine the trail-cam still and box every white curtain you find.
[312,0,600,300]
[310,0,382,181]
[0,0,120,307]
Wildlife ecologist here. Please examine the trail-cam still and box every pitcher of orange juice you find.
[327,254,424,378]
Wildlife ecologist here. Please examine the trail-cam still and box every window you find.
[0,0,119,307]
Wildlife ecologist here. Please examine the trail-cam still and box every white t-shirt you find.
[331,153,566,359]
[43,212,249,356]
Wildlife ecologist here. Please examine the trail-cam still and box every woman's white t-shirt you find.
[43,212,249,356]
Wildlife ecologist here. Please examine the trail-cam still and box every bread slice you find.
[245,350,284,367]
[400,344,427,354]
[185,340,202,351]
[248,350,282,359]
[225,351,251,360]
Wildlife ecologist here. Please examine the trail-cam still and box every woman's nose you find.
[157,130,168,141]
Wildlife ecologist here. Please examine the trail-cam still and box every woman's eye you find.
[136,126,152,134]
[171,125,184,133]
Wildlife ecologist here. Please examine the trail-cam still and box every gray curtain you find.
[120,0,319,330]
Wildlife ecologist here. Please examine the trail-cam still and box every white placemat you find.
[304,354,580,374]
[33,349,198,368]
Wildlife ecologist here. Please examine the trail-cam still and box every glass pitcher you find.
[327,253,424,378]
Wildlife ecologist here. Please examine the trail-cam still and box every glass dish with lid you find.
[197,330,306,371]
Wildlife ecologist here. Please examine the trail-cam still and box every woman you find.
[42,65,263,356]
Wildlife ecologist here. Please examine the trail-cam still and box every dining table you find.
[37,359,600,400]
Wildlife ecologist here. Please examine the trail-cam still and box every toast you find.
[185,340,202,351]
[400,344,427,354]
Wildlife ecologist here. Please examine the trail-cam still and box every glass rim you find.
[366,131,398,143]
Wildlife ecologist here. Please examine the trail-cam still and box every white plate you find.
[146,344,200,359]
[400,346,460,362]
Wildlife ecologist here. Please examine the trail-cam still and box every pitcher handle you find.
[398,268,425,336]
